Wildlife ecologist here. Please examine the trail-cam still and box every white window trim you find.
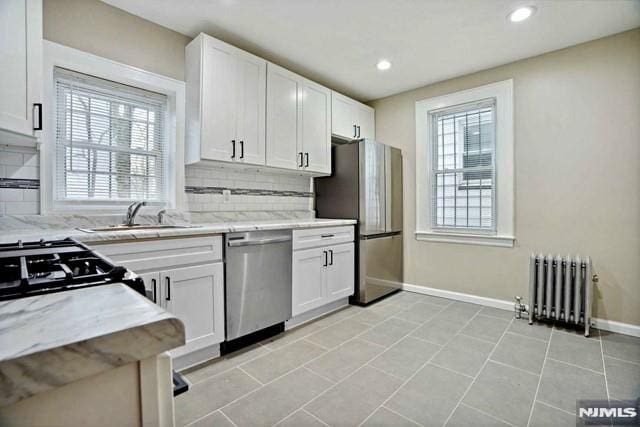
[415,79,514,247]
[41,41,185,214]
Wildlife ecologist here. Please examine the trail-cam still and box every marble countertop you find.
[0,284,185,407]
[0,218,357,245]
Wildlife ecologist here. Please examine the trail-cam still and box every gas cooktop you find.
[0,238,144,301]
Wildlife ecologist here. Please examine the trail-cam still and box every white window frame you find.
[415,79,514,247]
[41,41,185,214]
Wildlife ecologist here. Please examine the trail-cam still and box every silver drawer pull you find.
[228,236,292,247]
[321,234,335,238]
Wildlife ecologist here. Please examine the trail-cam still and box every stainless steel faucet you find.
[124,201,147,226]
[157,209,167,224]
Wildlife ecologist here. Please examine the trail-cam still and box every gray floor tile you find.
[385,291,427,306]
[386,364,472,426]
[604,356,640,400]
[529,401,575,427]
[460,315,511,343]
[538,359,607,413]
[307,338,384,382]
[480,306,516,320]
[222,368,332,427]
[313,306,362,328]
[431,334,495,377]
[411,317,467,345]
[305,365,403,427]
[360,317,419,347]
[463,361,539,426]
[175,368,261,426]
[446,403,511,427]
[184,344,270,384]
[363,407,420,427]
[548,330,604,372]
[351,302,404,326]
[508,318,553,341]
[369,336,441,379]
[276,410,326,427]
[395,302,445,323]
[189,410,235,427]
[491,332,548,374]
[306,318,371,349]
[601,332,640,364]
[241,339,326,383]
[419,295,454,306]
[261,321,326,350]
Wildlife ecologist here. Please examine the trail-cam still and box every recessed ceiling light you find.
[376,60,391,71]
[509,6,535,22]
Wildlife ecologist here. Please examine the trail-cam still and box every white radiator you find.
[528,254,594,337]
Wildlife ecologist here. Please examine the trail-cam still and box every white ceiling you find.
[102,0,640,101]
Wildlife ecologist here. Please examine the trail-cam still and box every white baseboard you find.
[402,282,515,312]
[401,282,640,338]
[285,298,350,330]
[591,318,640,338]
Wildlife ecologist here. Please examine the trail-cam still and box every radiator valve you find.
[514,296,527,319]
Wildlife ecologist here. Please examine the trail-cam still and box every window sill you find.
[415,230,515,248]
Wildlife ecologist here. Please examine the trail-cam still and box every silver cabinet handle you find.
[227,236,292,247]
[33,103,42,131]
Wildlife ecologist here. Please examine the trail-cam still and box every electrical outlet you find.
[223,189,231,202]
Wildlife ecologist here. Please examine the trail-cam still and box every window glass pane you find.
[54,67,167,203]
[431,101,495,231]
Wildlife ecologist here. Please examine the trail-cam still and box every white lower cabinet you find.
[93,237,225,364]
[292,247,327,315]
[326,243,355,301]
[292,227,355,317]
[161,263,225,359]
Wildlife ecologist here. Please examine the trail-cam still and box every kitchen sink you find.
[78,224,200,233]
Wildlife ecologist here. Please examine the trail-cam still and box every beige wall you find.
[369,29,640,326]
[43,0,190,80]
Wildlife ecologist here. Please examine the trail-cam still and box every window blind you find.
[54,67,167,203]
[431,99,496,231]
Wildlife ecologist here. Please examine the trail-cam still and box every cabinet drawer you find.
[91,236,223,272]
[293,226,354,250]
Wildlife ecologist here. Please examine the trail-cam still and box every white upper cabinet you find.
[300,79,331,174]
[0,0,42,139]
[266,63,331,174]
[266,63,302,170]
[185,34,266,166]
[331,91,375,141]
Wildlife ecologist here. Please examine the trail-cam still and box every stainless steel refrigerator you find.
[315,139,403,305]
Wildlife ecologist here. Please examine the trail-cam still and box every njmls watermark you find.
[577,400,640,426]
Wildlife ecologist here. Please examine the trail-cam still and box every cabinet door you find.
[266,63,302,170]
[235,50,266,166]
[355,103,375,140]
[200,37,237,162]
[0,0,41,137]
[162,263,225,358]
[138,271,161,305]
[326,243,355,302]
[301,80,331,174]
[331,92,356,140]
[292,247,327,316]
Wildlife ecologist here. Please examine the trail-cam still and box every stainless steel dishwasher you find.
[224,230,292,342]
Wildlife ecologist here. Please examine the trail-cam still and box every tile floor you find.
[176,291,640,427]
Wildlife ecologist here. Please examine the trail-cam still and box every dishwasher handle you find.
[227,236,292,247]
